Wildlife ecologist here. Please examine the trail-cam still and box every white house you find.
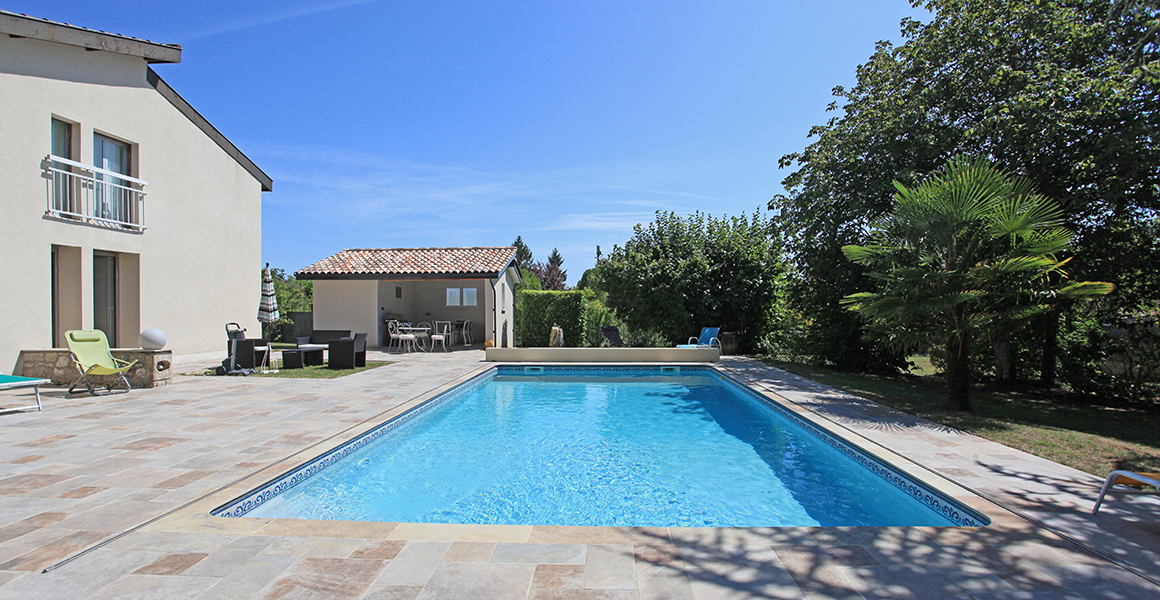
[296,247,521,348]
[0,11,272,373]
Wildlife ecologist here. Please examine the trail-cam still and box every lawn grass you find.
[757,357,1160,477]
[253,361,392,379]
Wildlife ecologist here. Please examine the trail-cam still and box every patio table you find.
[399,326,430,352]
[290,345,326,366]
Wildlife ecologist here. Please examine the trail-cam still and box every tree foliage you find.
[272,268,313,313]
[771,0,1160,376]
[1113,0,1160,88]
[512,236,533,267]
[263,268,313,341]
[527,247,568,290]
[511,237,568,291]
[1059,215,1160,399]
[842,157,1113,410]
[598,210,783,352]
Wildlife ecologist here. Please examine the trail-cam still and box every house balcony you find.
[44,155,148,231]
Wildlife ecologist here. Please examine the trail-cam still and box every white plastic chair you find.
[431,321,451,352]
[462,320,473,345]
[387,320,415,353]
[414,321,432,351]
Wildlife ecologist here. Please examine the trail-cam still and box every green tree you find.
[272,268,313,312]
[576,268,599,293]
[1059,216,1160,399]
[262,268,313,341]
[841,157,1114,411]
[512,236,534,266]
[599,210,783,352]
[576,267,621,346]
[1112,0,1160,87]
[537,248,567,290]
[771,0,1160,377]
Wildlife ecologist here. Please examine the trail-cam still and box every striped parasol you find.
[258,263,279,323]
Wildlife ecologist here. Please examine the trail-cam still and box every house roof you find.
[0,10,182,63]
[297,247,520,281]
[1,10,272,192]
[145,70,273,191]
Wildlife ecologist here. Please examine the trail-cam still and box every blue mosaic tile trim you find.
[495,365,715,376]
[715,372,989,528]
[213,367,498,518]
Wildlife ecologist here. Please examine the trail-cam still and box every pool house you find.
[296,247,521,348]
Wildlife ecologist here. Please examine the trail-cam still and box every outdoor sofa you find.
[286,330,351,368]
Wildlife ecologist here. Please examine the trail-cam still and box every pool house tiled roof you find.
[295,247,518,280]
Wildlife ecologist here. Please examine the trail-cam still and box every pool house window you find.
[445,287,478,306]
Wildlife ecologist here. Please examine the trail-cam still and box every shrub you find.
[621,326,669,348]
[580,289,619,347]
[1060,302,1160,401]
[599,210,784,353]
[517,290,586,347]
[513,267,542,346]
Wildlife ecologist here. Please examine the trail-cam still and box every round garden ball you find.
[139,328,167,350]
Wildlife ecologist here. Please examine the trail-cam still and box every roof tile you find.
[296,247,517,278]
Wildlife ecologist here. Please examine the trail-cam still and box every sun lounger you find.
[677,327,720,349]
[601,326,627,347]
[66,329,136,395]
[0,370,50,412]
[1092,470,1160,514]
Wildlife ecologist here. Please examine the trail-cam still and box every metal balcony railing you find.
[44,155,148,231]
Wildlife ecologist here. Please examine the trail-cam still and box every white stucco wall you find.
[0,35,264,372]
[313,280,379,342]
[493,267,518,348]
[314,275,522,348]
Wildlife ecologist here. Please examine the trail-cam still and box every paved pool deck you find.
[0,351,1156,599]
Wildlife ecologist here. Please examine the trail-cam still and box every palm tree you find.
[841,156,1113,411]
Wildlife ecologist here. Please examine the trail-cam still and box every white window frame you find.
[446,288,461,306]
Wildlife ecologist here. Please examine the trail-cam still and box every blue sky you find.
[13,1,923,280]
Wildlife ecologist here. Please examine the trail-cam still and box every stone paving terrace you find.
[0,350,1157,599]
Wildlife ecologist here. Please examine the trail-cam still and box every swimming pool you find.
[217,366,987,528]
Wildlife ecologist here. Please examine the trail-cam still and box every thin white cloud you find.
[175,0,378,42]
[603,187,729,203]
[255,140,764,274]
[253,143,700,213]
[540,212,656,232]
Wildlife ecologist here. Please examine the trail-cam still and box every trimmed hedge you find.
[517,290,586,347]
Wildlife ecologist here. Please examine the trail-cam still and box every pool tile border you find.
[715,371,988,527]
[210,364,497,518]
[211,363,987,528]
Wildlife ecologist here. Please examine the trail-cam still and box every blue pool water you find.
[233,367,982,527]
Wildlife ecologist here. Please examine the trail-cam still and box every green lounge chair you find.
[0,369,50,412]
[66,330,136,395]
